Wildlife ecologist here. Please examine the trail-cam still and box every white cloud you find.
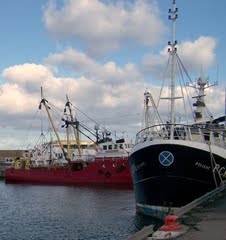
[0,28,223,150]
[0,64,65,116]
[43,0,167,55]
[204,85,225,117]
[179,36,217,72]
[45,48,142,85]
[141,36,217,79]
[0,83,39,114]
[142,52,167,80]
[46,48,98,73]
[2,64,53,93]
[2,63,53,82]
[0,61,146,142]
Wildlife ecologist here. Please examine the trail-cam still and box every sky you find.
[0,0,226,150]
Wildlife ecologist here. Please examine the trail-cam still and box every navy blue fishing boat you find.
[129,0,226,219]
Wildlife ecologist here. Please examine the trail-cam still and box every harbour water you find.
[1,180,226,240]
[0,180,162,240]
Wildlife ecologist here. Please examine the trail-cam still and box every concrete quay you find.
[177,190,226,240]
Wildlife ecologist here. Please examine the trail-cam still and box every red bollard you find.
[159,215,183,231]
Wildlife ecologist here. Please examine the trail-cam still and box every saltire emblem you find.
[159,151,174,166]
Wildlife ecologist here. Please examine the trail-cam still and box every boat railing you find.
[135,123,226,149]
[94,156,129,161]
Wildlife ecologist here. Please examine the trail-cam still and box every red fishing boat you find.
[5,90,133,187]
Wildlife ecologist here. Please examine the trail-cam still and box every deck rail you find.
[135,123,226,149]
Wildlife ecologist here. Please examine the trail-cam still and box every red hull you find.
[5,159,132,187]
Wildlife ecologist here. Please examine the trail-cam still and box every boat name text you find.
[213,164,226,179]
[131,162,145,174]
[195,162,226,178]
[195,162,210,170]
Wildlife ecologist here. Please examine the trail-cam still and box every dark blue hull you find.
[128,142,226,218]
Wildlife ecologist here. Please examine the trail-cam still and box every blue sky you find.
[0,1,47,69]
[1,0,225,72]
[0,0,225,149]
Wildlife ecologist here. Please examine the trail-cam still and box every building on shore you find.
[0,150,25,178]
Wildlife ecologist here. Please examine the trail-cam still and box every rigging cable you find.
[157,55,171,109]
[176,55,194,122]
[176,52,195,87]
[70,102,132,141]
[176,52,214,119]
[17,108,40,151]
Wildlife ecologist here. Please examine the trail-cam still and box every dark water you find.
[0,180,162,240]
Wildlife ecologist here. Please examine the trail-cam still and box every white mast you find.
[168,0,178,138]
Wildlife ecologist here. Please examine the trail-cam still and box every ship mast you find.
[144,91,150,129]
[168,0,178,138]
[66,115,71,161]
[39,87,70,163]
[64,95,82,157]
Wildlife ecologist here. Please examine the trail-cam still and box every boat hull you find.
[5,159,132,188]
[128,141,226,219]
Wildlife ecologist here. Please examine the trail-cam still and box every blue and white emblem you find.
[159,151,174,166]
